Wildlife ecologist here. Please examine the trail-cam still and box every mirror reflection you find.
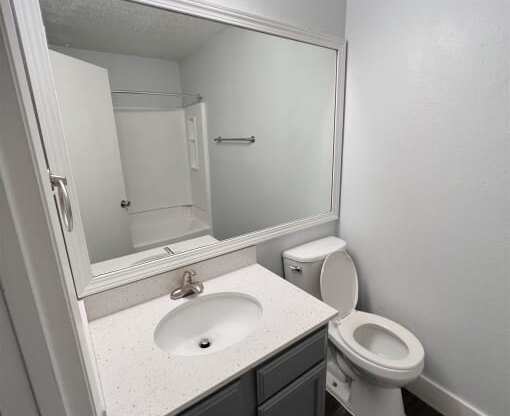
[40,0,337,275]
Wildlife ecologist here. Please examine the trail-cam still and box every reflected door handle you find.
[120,200,131,209]
[49,172,73,232]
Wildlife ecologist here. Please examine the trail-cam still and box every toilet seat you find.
[320,250,358,319]
[333,311,424,371]
[320,251,424,375]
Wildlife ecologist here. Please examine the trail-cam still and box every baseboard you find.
[407,375,488,416]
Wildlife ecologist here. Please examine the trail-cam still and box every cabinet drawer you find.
[256,328,327,403]
[257,361,326,416]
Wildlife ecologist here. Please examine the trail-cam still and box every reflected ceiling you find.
[40,0,225,60]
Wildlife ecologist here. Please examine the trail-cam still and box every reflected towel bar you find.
[111,89,202,101]
[213,136,256,144]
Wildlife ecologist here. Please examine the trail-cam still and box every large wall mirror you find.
[27,0,342,295]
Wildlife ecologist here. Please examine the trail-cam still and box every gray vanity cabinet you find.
[179,327,327,416]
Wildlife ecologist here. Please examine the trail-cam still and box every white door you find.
[49,50,132,263]
[0,291,39,416]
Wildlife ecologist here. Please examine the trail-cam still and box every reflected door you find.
[49,50,132,262]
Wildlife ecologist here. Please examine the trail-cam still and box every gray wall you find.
[341,1,509,415]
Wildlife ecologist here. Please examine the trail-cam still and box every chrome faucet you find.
[170,270,204,300]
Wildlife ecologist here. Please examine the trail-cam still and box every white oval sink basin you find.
[154,292,262,356]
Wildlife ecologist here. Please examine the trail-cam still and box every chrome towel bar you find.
[111,89,202,100]
[213,136,256,144]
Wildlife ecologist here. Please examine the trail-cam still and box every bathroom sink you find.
[154,292,263,356]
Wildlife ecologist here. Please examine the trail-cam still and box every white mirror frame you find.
[8,0,345,297]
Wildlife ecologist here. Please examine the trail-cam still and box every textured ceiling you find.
[40,0,226,60]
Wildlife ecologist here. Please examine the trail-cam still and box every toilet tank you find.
[282,237,347,299]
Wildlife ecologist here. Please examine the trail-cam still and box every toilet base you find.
[350,380,405,416]
[327,368,406,416]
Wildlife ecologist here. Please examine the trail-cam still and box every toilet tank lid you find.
[283,237,347,263]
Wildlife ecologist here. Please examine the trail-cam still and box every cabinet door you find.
[180,373,256,416]
[180,381,241,416]
[258,362,326,416]
[257,328,327,403]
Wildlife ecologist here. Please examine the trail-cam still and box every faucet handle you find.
[182,269,197,283]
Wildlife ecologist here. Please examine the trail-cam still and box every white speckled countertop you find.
[88,264,337,416]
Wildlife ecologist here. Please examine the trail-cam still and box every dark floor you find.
[325,389,443,416]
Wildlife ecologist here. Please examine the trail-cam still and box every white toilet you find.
[283,237,424,416]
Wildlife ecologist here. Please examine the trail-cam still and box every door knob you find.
[49,172,73,232]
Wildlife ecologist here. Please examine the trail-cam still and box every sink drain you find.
[198,338,211,349]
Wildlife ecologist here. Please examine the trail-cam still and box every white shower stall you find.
[114,105,212,252]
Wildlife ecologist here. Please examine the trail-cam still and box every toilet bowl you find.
[329,313,424,387]
[283,237,424,416]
